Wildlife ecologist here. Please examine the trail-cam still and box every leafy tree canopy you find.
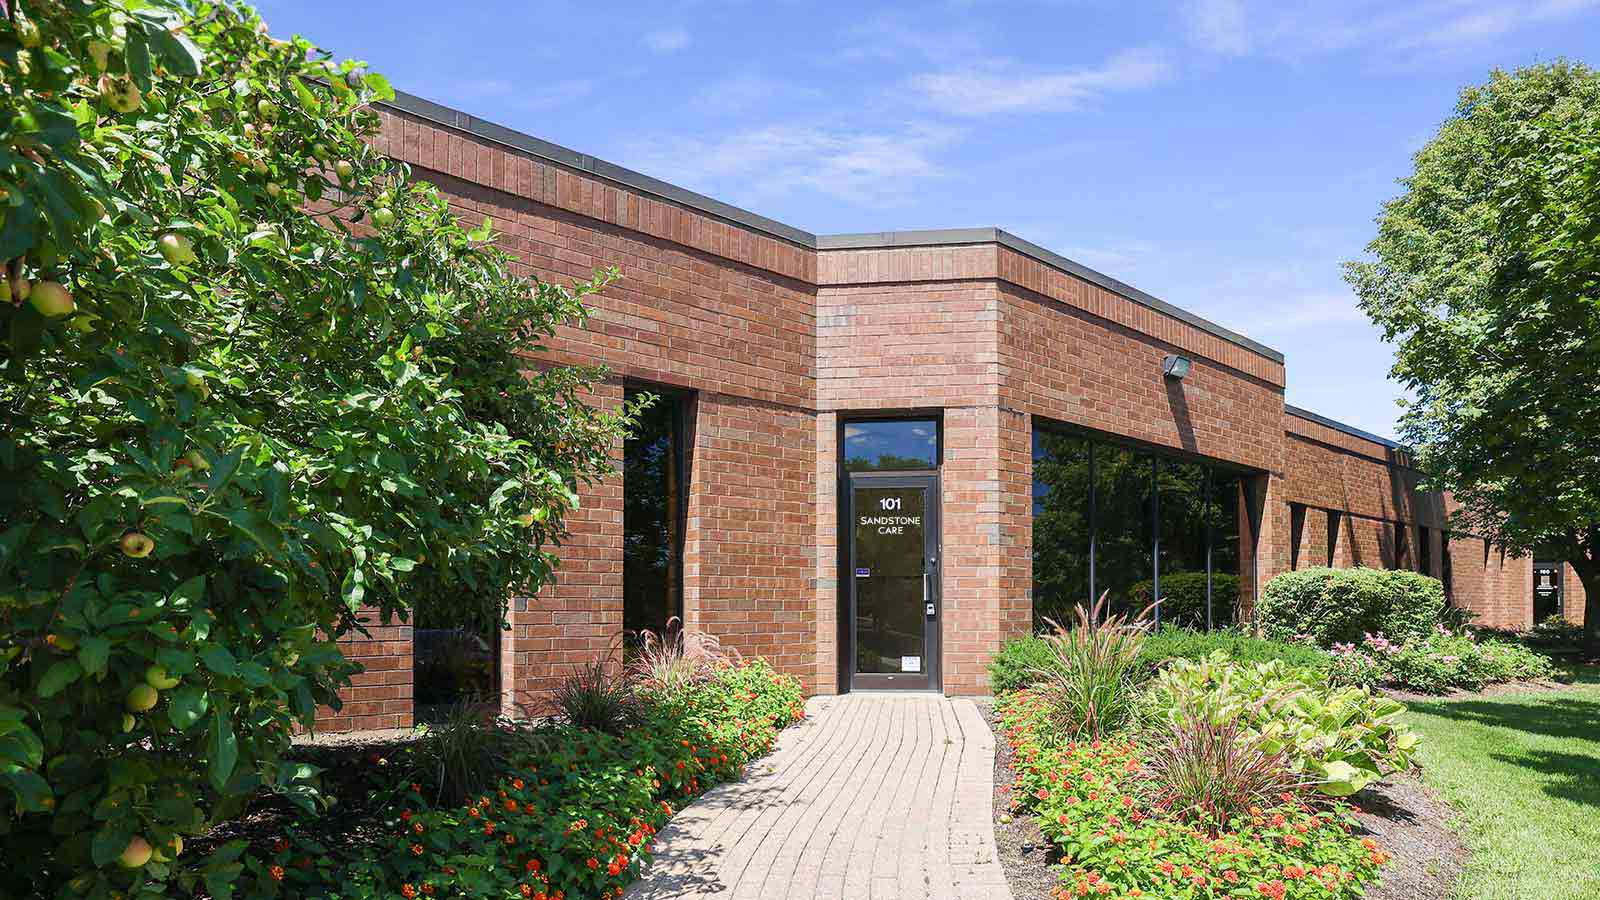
[0,0,634,893]
[1344,60,1600,643]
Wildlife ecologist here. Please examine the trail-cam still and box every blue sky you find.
[257,1,1600,439]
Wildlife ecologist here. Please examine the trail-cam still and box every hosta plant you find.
[1144,653,1420,796]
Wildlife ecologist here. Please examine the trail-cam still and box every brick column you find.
[997,407,1033,642]
[815,411,840,694]
[940,406,1006,695]
[501,379,625,717]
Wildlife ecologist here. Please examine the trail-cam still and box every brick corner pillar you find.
[315,606,414,733]
[1245,472,1292,626]
[814,410,841,695]
[501,379,625,718]
[997,407,1033,643]
[940,405,1010,696]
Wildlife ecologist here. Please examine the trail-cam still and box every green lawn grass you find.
[1403,673,1600,900]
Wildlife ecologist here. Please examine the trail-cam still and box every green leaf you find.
[206,448,243,495]
[76,637,110,677]
[199,645,237,677]
[169,575,206,606]
[0,766,53,813]
[207,706,238,791]
[140,19,203,76]
[37,660,82,697]
[168,686,209,731]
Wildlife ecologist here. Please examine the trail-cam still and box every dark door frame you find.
[844,471,942,692]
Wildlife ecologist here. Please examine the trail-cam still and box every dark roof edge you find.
[382,89,1285,366]
[818,228,1285,364]
[382,89,817,248]
[1285,404,1403,450]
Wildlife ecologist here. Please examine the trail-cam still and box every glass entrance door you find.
[850,476,939,690]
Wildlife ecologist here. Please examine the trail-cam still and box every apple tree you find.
[0,1,633,895]
[1345,60,1600,649]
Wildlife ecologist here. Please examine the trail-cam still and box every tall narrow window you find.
[1093,443,1154,618]
[624,387,687,638]
[1208,471,1245,627]
[1419,526,1433,576]
[1155,458,1209,627]
[1032,431,1092,625]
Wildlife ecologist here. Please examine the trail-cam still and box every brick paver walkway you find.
[627,692,1012,900]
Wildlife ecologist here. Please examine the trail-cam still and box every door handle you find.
[924,573,936,617]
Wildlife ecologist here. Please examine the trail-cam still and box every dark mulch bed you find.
[983,705,1467,900]
[187,733,415,871]
[1351,776,1468,900]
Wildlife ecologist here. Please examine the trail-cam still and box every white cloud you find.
[690,74,820,116]
[1243,291,1370,334]
[1184,0,1250,56]
[911,48,1172,116]
[1191,0,1600,60]
[620,119,961,208]
[643,26,691,53]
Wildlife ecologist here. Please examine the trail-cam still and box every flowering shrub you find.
[1143,654,1418,796]
[232,660,804,900]
[998,691,1389,900]
[1328,628,1557,693]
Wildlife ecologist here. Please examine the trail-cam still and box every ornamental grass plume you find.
[1144,713,1310,835]
[1031,591,1153,739]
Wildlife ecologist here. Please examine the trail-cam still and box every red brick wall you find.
[371,107,819,721]
[1445,535,1532,629]
[500,380,624,716]
[1561,564,1588,626]
[315,608,412,732]
[681,393,817,691]
[307,95,1551,725]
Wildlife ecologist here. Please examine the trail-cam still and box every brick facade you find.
[309,91,1556,730]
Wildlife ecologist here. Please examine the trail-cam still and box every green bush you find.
[1259,567,1446,647]
[988,634,1056,694]
[1143,653,1420,796]
[1141,626,1330,671]
[1128,572,1239,628]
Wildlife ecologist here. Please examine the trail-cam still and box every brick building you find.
[316,90,1583,732]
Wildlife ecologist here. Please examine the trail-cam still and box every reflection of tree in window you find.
[1029,421,1251,631]
[1031,430,1091,624]
[1094,444,1154,618]
[624,390,682,637]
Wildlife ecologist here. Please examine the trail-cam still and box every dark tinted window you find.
[1030,422,1253,631]
[624,388,686,637]
[844,420,938,472]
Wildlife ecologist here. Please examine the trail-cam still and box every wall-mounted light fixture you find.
[1161,354,1192,380]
